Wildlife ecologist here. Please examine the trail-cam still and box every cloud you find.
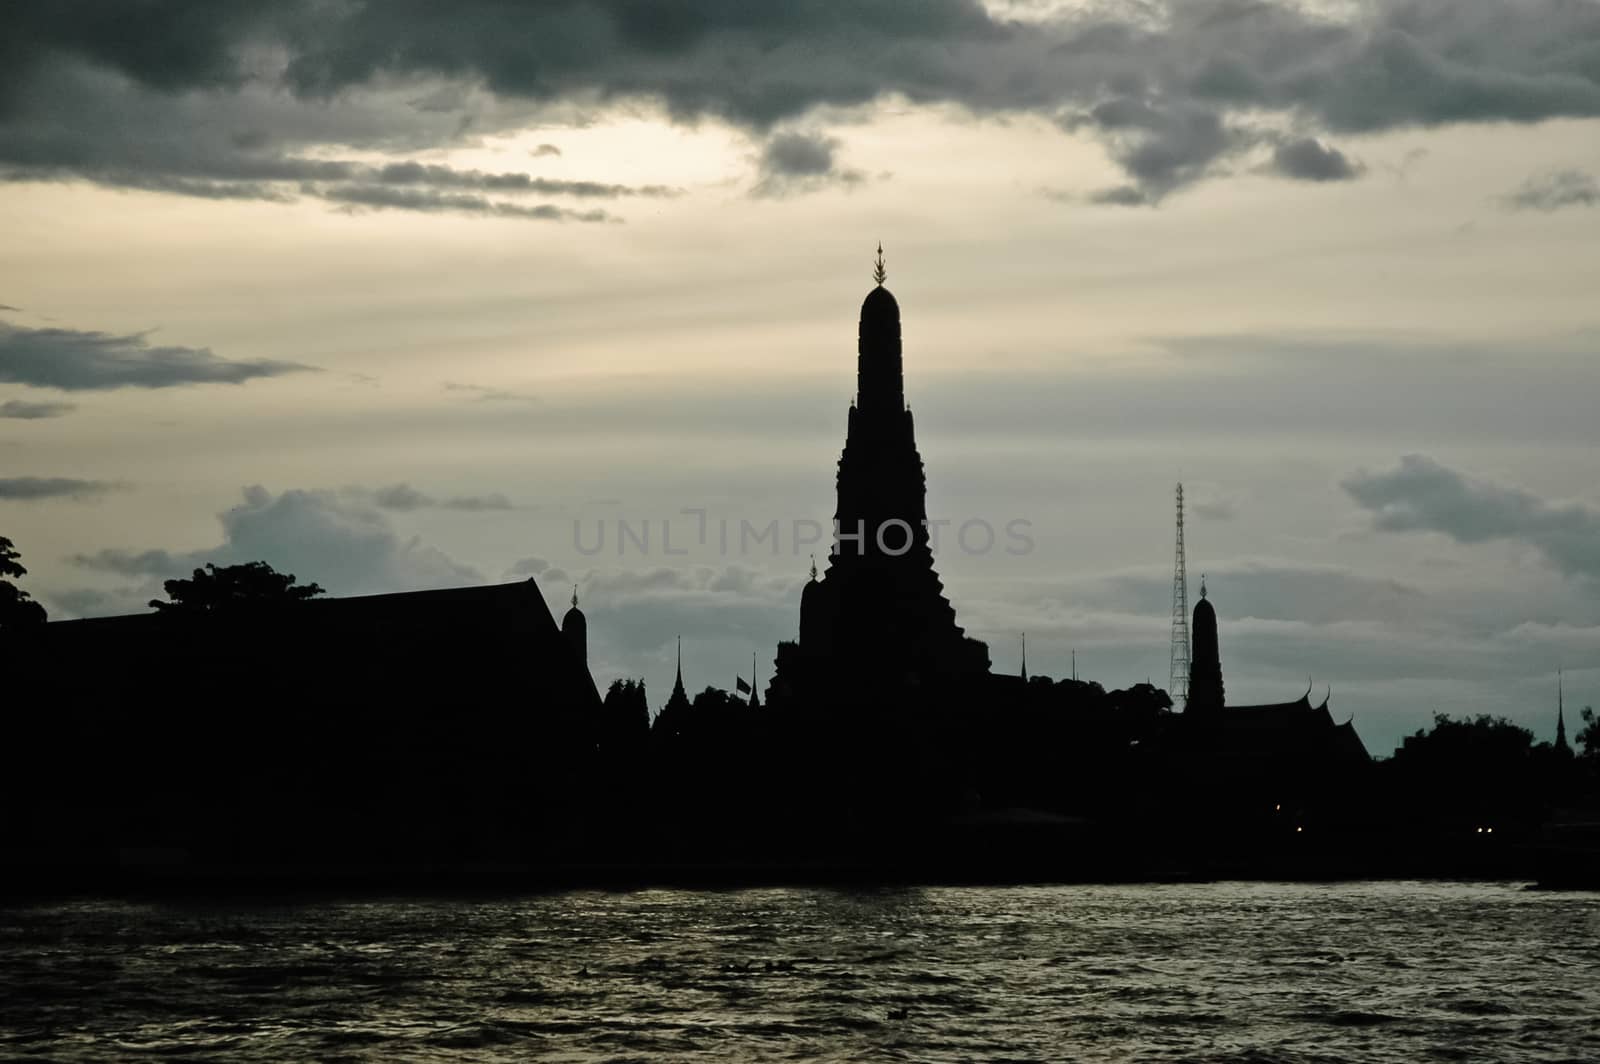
[1344,455,1600,586]
[1087,184,1153,207]
[505,556,571,588]
[443,381,539,403]
[0,304,20,312]
[11,1,1595,206]
[0,398,75,419]
[318,184,615,222]
[1504,168,1600,211]
[531,144,562,158]
[0,476,117,501]
[752,132,865,198]
[1066,98,1247,204]
[1268,137,1363,182]
[570,563,803,694]
[361,160,675,198]
[72,485,481,597]
[0,60,666,219]
[0,321,312,391]
[368,483,514,512]
[1192,499,1236,521]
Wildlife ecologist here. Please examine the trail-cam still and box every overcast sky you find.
[3,0,1599,753]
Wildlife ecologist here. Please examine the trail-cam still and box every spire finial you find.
[1020,632,1027,682]
[571,583,579,608]
[1200,574,1207,599]
[873,242,887,286]
[809,553,818,581]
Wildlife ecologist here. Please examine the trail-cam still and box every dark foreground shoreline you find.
[8,841,1598,898]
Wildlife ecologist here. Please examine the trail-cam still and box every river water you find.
[2,882,1597,1062]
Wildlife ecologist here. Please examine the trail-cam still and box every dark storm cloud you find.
[1268,137,1363,181]
[0,321,312,391]
[0,58,670,218]
[0,476,116,501]
[752,132,865,198]
[0,399,76,419]
[1504,168,1600,211]
[73,485,481,595]
[1063,97,1249,204]
[1344,455,1600,586]
[6,1,1600,205]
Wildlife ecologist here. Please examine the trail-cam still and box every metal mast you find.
[1169,482,1190,708]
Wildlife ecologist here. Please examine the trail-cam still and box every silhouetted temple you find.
[663,636,691,718]
[1175,582,1368,769]
[1187,580,1225,714]
[7,579,602,864]
[771,249,989,707]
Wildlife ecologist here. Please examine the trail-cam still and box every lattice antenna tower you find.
[1169,482,1190,708]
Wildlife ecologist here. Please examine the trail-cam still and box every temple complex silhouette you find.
[26,248,1600,890]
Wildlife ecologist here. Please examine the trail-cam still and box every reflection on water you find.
[3,882,1598,1062]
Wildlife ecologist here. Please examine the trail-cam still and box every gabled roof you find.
[16,578,599,713]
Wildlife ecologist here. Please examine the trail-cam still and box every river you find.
[3,882,1597,1062]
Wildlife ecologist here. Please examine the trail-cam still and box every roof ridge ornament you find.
[873,242,887,286]
[571,583,579,608]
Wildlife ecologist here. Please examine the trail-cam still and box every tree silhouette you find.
[0,535,48,629]
[150,561,324,613]
[1578,706,1599,761]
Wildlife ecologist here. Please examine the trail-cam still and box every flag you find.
[735,676,751,694]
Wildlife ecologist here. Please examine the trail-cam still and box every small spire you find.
[571,583,579,608]
[809,553,818,581]
[873,242,887,286]
[1200,574,1207,599]
[1020,633,1027,682]
[1557,668,1570,750]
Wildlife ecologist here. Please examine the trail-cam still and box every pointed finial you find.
[809,553,818,581]
[1200,574,1207,599]
[1020,633,1027,681]
[571,583,579,608]
[873,242,887,286]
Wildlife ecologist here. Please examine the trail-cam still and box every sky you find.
[3,0,1599,754]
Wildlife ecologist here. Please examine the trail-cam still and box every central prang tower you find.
[772,248,990,705]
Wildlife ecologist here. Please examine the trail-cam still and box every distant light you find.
[1477,827,1484,833]
[1275,804,1281,812]
[1296,826,1303,833]
[1487,827,1494,834]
